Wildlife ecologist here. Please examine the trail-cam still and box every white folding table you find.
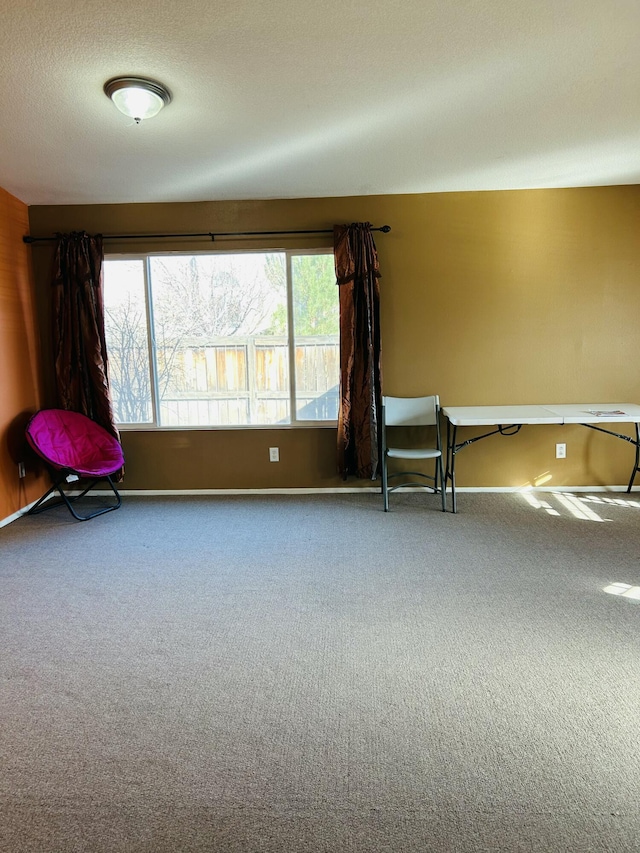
[442,404,640,513]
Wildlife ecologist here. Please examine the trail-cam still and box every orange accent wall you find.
[0,186,47,521]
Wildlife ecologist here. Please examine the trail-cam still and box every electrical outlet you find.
[269,447,279,462]
[18,461,26,479]
[556,443,566,459]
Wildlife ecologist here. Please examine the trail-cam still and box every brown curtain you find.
[334,222,382,479]
[52,231,118,440]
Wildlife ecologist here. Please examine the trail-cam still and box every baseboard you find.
[115,485,634,495]
[102,486,383,496]
[446,485,635,493]
[0,499,40,529]
[54,485,639,497]
[3,484,635,529]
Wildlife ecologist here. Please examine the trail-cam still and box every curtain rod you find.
[23,225,391,244]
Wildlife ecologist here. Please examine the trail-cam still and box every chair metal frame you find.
[27,469,122,521]
[381,394,446,512]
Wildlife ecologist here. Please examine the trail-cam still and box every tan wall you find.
[0,187,47,520]
[28,186,640,491]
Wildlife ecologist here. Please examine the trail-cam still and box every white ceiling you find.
[2,0,639,206]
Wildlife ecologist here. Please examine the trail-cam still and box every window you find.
[103,250,339,427]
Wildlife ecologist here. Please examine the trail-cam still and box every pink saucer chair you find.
[25,408,124,521]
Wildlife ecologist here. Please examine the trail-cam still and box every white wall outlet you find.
[269,447,279,462]
[18,461,26,478]
[556,443,566,459]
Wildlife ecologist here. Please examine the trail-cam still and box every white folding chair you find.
[381,395,446,512]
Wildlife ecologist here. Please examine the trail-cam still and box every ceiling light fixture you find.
[104,76,172,124]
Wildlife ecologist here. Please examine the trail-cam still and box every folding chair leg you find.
[27,483,59,516]
[27,475,122,521]
[382,457,390,511]
[60,476,122,521]
[438,456,446,512]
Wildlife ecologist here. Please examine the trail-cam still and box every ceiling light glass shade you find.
[104,77,172,123]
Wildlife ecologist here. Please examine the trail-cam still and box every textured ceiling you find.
[1,0,639,206]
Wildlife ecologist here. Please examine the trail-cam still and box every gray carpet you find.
[1,491,640,852]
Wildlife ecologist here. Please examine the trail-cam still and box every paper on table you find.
[586,410,626,416]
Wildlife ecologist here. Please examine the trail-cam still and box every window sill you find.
[117,422,338,432]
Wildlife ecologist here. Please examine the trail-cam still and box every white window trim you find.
[104,247,339,430]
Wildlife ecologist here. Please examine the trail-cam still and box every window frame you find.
[103,247,339,431]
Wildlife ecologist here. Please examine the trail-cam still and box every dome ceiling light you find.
[104,76,172,124]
